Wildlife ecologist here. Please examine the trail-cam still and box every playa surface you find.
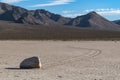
[0,41,120,80]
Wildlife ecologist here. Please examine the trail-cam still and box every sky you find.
[0,0,120,20]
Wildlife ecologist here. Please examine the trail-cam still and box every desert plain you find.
[0,41,120,80]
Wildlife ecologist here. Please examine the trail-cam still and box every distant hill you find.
[65,12,120,31]
[113,20,120,25]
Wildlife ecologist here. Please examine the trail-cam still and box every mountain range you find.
[0,2,120,40]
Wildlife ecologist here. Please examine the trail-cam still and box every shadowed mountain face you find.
[0,2,120,31]
[0,3,27,21]
[0,2,71,25]
[34,9,71,25]
[113,20,120,25]
[0,3,69,25]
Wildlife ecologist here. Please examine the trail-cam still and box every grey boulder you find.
[20,56,42,69]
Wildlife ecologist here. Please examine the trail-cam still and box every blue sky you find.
[0,0,120,20]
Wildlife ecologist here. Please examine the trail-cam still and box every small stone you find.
[20,56,42,69]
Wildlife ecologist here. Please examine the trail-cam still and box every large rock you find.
[20,56,42,69]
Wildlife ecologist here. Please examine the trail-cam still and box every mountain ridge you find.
[0,2,120,40]
[0,2,120,31]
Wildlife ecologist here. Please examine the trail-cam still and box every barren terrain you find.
[0,41,120,80]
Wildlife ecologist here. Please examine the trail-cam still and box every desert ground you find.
[0,41,120,80]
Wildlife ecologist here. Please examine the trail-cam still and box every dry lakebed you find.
[0,41,120,80]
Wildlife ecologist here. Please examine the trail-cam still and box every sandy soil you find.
[0,41,120,80]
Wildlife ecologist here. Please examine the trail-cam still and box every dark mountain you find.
[113,20,120,25]
[16,11,40,24]
[65,11,120,31]
[0,2,71,25]
[17,9,71,25]
[16,10,58,25]
[33,9,71,25]
[0,2,120,31]
[0,2,27,21]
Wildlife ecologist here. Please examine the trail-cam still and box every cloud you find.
[62,10,83,17]
[63,13,83,17]
[30,0,75,7]
[62,10,74,14]
[85,8,120,15]
[62,8,120,18]
[98,10,120,15]
[0,0,23,3]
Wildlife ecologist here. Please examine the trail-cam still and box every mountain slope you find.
[65,12,120,31]
[0,2,27,21]
[0,2,71,25]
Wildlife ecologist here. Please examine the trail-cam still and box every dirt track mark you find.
[42,47,102,69]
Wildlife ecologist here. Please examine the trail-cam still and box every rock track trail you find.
[42,47,102,70]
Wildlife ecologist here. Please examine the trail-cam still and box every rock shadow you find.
[5,67,31,70]
[5,68,21,70]
[5,67,39,70]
